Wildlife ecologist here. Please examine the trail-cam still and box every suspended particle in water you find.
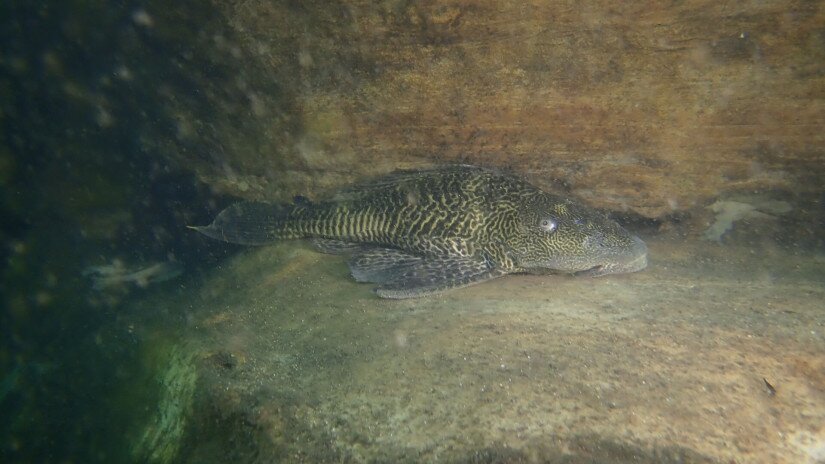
[132,9,154,28]
[762,377,776,397]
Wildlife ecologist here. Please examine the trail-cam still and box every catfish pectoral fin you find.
[374,255,508,299]
[348,248,425,284]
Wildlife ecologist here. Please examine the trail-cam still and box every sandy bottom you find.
[127,235,825,463]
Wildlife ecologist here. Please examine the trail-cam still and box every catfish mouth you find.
[573,251,648,277]
[573,265,604,277]
[575,236,648,277]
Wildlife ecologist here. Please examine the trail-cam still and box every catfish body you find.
[194,166,647,298]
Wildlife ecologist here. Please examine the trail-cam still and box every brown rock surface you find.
[161,1,825,217]
[127,234,825,463]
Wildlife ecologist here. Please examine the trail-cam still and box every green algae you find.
[132,342,199,464]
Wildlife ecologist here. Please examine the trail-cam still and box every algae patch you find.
[132,343,199,464]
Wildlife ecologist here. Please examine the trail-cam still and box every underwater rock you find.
[151,0,825,219]
[123,238,825,463]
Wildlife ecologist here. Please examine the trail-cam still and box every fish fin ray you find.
[373,254,507,299]
[332,166,484,201]
[348,248,424,283]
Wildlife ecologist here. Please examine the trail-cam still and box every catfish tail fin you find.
[189,201,294,245]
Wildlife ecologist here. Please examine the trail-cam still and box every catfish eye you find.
[539,218,557,233]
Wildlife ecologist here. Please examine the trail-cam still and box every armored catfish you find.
[193,165,648,298]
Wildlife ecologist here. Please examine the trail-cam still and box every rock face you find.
[127,236,825,464]
[160,0,825,218]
